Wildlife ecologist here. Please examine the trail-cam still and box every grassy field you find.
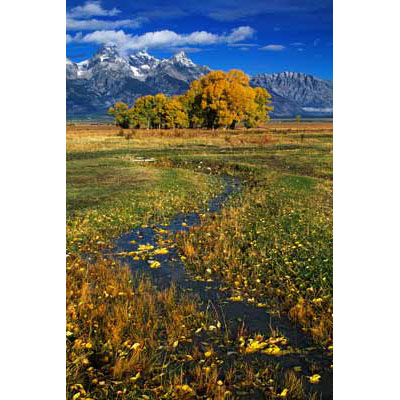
[66,122,333,399]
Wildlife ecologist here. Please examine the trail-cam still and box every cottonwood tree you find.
[184,70,273,129]
[108,102,131,129]
[130,94,189,129]
[130,95,157,129]
[164,96,189,128]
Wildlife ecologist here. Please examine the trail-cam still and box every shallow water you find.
[109,176,332,399]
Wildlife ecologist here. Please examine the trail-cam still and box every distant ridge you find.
[250,72,333,116]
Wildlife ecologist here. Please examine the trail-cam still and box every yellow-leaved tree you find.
[130,94,189,129]
[110,69,273,130]
[184,70,273,129]
[164,96,189,128]
[108,102,132,129]
[130,95,157,129]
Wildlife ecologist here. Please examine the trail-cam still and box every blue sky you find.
[66,0,333,79]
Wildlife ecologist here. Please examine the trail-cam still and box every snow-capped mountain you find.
[75,44,133,92]
[67,45,211,115]
[149,51,211,83]
[143,51,211,96]
[68,45,209,86]
[66,45,333,117]
[128,50,161,81]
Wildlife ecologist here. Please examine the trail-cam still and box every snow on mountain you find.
[129,50,209,83]
[148,51,211,84]
[67,47,209,86]
[170,51,196,67]
[128,50,161,81]
[66,46,211,114]
[129,50,160,69]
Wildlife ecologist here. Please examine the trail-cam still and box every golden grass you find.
[67,255,316,399]
[67,255,207,398]
[66,123,333,152]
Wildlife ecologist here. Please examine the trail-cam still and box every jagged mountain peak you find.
[134,49,153,58]
[275,71,305,77]
[92,44,126,64]
[169,51,195,67]
[128,50,161,81]
[254,71,328,83]
[97,43,119,55]
[129,50,160,66]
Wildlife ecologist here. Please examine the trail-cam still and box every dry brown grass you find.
[66,122,333,152]
[67,254,317,400]
[66,254,211,398]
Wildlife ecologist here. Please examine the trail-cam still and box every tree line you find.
[108,70,273,130]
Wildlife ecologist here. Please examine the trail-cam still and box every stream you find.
[107,175,333,399]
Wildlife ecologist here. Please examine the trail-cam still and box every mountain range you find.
[66,44,332,118]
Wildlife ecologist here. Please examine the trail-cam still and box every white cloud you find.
[67,1,120,19]
[66,34,73,44]
[76,30,130,45]
[259,44,285,51]
[226,26,255,43]
[68,27,256,53]
[184,31,220,45]
[66,17,146,31]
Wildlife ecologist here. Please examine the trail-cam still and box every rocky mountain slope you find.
[66,44,332,117]
[250,72,333,116]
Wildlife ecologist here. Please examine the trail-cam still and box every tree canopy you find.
[107,102,131,129]
[108,70,273,130]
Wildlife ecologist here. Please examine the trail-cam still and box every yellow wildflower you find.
[228,295,242,302]
[309,374,321,384]
[280,388,288,397]
[130,372,141,382]
[154,248,169,255]
[131,342,141,351]
[149,261,161,269]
